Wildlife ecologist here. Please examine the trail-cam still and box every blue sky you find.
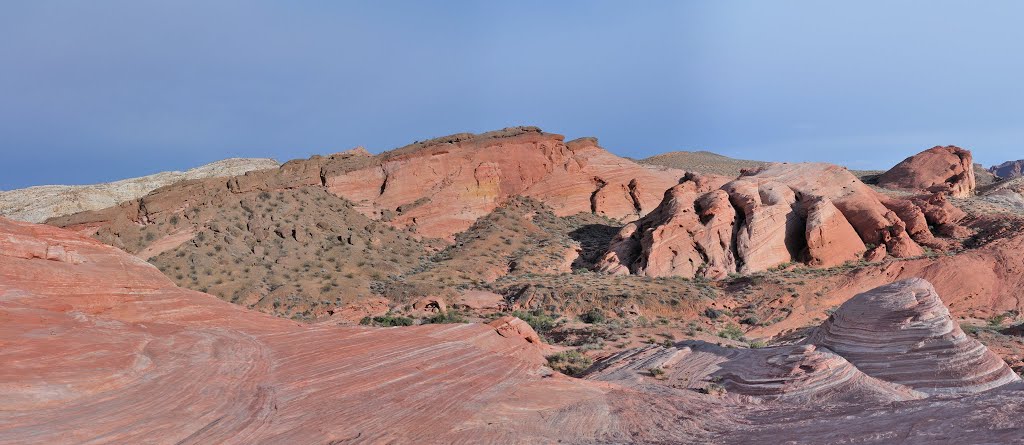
[3,1,1024,189]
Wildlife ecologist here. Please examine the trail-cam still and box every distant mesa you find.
[988,159,1024,179]
[0,158,280,223]
[877,145,976,197]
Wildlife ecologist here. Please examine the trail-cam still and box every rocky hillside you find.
[0,157,279,222]
[640,150,767,177]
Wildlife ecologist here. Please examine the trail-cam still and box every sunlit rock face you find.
[878,145,976,198]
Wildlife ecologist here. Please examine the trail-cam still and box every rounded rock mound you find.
[714,344,924,403]
[806,278,1019,395]
[877,145,976,197]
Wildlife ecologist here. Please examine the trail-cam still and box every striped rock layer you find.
[806,278,1020,395]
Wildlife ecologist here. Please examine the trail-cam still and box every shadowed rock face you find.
[806,278,1020,395]
[597,163,964,279]
[878,145,976,197]
[989,159,1024,178]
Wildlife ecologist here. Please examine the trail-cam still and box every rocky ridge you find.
[0,158,279,223]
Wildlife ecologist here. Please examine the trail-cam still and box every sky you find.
[3,1,1024,190]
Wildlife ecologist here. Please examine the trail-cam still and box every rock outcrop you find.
[988,159,1024,178]
[806,278,1019,395]
[324,128,684,238]
[713,344,925,403]
[49,128,682,242]
[0,158,279,223]
[877,146,976,197]
[597,163,959,279]
[591,279,1017,403]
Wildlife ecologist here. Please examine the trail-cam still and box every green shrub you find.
[546,350,593,377]
[512,309,558,332]
[717,323,744,341]
[704,308,723,319]
[424,311,467,324]
[360,314,415,327]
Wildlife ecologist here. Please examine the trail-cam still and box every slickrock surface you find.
[989,159,1024,178]
[0,217,666,444]
[597,163,959,278]
[878,146,976,197]
[713,344,925,403]
[0,158,279,223]
[3,218,1024,444]
[806,278,1019,394]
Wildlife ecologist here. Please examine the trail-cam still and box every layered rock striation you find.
[806,278,1019,395]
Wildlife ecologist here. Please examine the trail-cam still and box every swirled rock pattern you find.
[597,163,958,278]
[806,278,1019,395]
[3,218,1024,444]
[713,344,924,403]
[878,145,976,197]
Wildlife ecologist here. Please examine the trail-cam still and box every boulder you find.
[488,316,543,345]
[878,146,976,197]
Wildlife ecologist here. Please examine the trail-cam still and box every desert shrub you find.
[704,308,723,320]
[717,323,744,341]
[546,350,593,377]
[580,308,605,324]
[649,366,666,377]
[424,311,467,324]
[359,314,414,327]
[512,309,558,332]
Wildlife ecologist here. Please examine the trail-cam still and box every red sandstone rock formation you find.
[325,129,684,238]
[806,278,1019,395]
[597,163,959,278]
[878,145,976,197]
[50,127,682,242]
[3,218,1024,444]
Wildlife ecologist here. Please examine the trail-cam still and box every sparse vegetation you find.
[546,350,593,377]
